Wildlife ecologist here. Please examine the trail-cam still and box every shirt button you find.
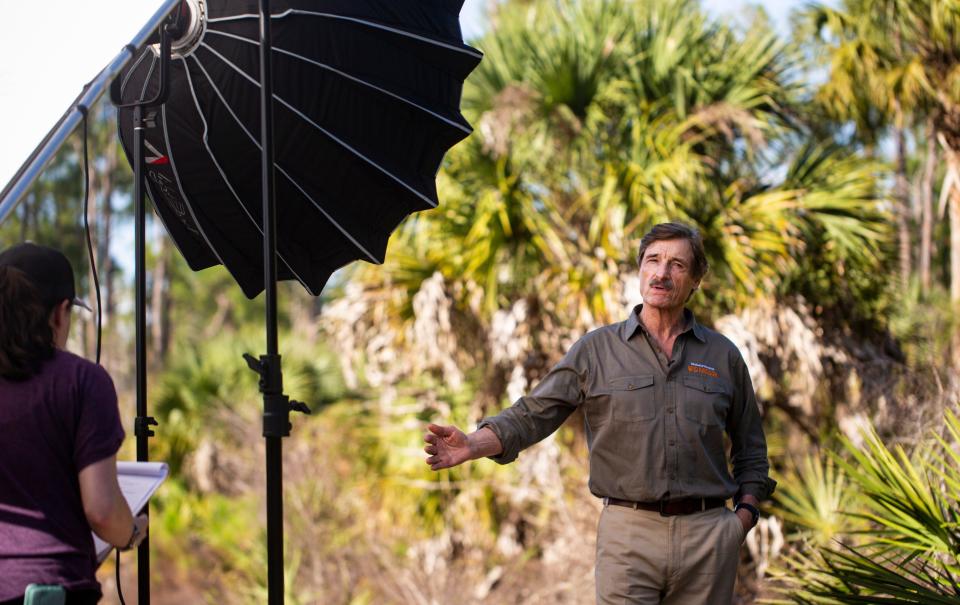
[668,440,675,446]
[667,408,674,414]
[670,474,677,480]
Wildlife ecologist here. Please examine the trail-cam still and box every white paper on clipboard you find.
[93,461,168,563]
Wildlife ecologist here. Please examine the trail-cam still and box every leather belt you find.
[604,496,726,516]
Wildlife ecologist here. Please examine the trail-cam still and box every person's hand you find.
[424,424,473,470]
[735,507,753,536]
[734,495,760,539]
[124,513,149,551]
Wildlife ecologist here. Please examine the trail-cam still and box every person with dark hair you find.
[425,222,775,604]
[0,243,148,605]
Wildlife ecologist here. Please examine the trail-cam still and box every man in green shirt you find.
[424,222,775,604]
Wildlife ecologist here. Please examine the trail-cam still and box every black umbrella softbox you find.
[118,0,481,297]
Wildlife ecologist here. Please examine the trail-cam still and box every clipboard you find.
[94,461,168,563]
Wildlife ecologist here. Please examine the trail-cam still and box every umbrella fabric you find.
[117,0,481,297]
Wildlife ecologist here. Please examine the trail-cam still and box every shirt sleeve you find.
[478,337,590,464]
[727,352,776,501]
[73,363,125,472]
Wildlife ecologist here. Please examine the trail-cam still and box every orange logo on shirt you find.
[687,363,719,378]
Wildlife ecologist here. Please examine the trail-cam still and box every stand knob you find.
[290,400,311,415]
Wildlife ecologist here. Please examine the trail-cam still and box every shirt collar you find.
[621,304,706,343]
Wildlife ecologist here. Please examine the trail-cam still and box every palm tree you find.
[308,1,898,600]
[335,0,890,422]
[805,0,960,360]
[769,412,960,603]
[805,0,941,286]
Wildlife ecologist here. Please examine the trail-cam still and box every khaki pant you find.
[595,503,744,605]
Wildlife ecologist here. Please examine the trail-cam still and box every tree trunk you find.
[939,137,960,372]
[952,174,960,305]
[893,110,912,292]
[96,140,117,328]
[19,196,30,240]
[920,117,937,294]
[150,235,171,365]
[951,172,960,375]
[940,140,960,303]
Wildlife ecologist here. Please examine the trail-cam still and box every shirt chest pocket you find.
[607,374,657,421]
[680,375,732,427]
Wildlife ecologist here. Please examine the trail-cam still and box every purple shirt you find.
[0,350,124,600]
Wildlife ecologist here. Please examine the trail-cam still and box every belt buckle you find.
[658,500,668,517]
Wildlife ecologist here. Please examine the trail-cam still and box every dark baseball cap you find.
[0,242,92,312]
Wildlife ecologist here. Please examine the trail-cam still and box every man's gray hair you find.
[636,222,709,280]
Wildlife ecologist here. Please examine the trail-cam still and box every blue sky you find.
[459,0,807,40]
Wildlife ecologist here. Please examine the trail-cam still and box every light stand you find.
[241,2,311,604]
[115,13,181,604]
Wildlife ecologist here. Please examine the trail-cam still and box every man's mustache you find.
[649,279,674,290]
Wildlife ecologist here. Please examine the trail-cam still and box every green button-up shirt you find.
[478,305,776,502]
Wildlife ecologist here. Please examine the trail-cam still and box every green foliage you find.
[31,0,946,601]
[150,320,346,475]
[768,411,960,603]
[889,282,959,366]
[145,321,351,599]
[150,329,260,476]
[775,142,894,324]
[796,0,960,335]
[802,0,960,140]
[366,0,892,338]
[838,426,959,560]
[771,452,862,546]
[153,479,261,575]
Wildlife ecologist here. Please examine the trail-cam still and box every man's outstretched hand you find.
[424,424,473,470]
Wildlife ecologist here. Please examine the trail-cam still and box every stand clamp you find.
[243,353,311,438]
[134,416,158,438]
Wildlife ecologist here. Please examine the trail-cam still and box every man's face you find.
[638,238,701,311]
